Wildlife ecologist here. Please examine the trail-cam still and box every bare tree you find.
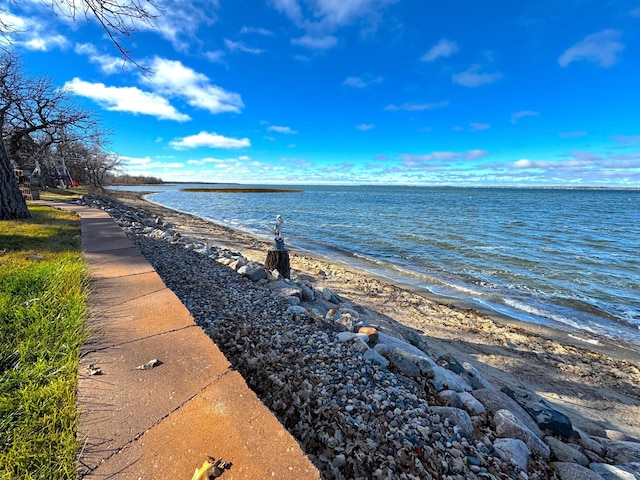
[0,0,158,220]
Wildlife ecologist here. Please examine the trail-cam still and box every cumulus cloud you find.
[452,65,502,87]
[169,131,251,149]
[63,78,190,121]
[144,57,244,114]
[268,125,298,134]
[558,29,624,68]
[421,39,458,62]
[511,110,539,124]
[271,0,396,49]
[384,101,448,111]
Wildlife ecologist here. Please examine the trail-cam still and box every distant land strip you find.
[180,187,304,193]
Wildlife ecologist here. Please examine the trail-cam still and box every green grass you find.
[37,187,89,202]
[0,206,88,479]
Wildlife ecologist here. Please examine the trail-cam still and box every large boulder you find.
[551,462,605,480]
[494,409,550,459]
[546,436,590,466]
[589,463,637,480]
[472,389,543,438]
[502,386,573,439]
[429,406,474,438]
[493,438,530,471]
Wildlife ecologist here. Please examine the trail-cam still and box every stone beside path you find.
[43,202,319,480]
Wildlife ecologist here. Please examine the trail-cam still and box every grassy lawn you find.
[0,205,87,479]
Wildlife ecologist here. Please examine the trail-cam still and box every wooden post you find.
[265,249,291,279]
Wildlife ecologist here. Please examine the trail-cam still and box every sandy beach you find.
[105,189,640,444]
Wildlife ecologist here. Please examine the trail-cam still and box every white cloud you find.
[384,101,448,111]
[268,125,298,134]
[144,57,244,114]
[63,78,191,122]
[343,75,383,88]
[465,149,489,160]
[452,65,502,87]
[75,43,125,74]
[203,50,226,63]
[224,39,264,54]
[141,0,220,52]
[399,150,489,167]
[271,0,396,49]
[511,110,539,124]
[356,124,375,131]
[241,26,273,35]
[421,39,458,62]
[292,34,338,49]
[558,29,624,68]
[169,131,251,149]
[469,123,491,132]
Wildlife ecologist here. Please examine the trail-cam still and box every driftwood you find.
[265,249,290,279]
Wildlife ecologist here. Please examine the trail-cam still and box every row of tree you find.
[1,0,158,220]
[0,52,124,219]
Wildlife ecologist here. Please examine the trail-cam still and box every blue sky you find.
[3,0,640,186]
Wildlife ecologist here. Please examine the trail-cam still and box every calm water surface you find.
[114,185,640,352]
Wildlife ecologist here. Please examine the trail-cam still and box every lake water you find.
[111,184,640,352]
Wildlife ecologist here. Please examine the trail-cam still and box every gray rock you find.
[493,438,530,471]
[321,287,333,301]
[473,389,543,438]
[404,330,429,354]
[336,331,357,342]
[363,348,390,368]
[350,339,369,353]
[272,287,302,299]
[502,385,573,439]
[389,350,421,378]
[437,353,465,374]
[494,409,550,459]
[238,265,268,282]
[376,332,435,362]
[300,284,315,301]
[287,305,308,315]
[552,462,605,480]
[429,406,474,438]
[574,427,607,457]
[590,463,637,480]
[457,391,485,415]
[595,438,640,463]
[438,390,465,409]
[461,361,494,390]
[546,436,590,466]
[430,365,472,393]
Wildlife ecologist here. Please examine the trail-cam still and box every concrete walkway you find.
[43,202,320,479]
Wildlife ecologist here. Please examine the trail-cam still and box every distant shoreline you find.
[108,182,640,191]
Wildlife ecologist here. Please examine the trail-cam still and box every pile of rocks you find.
[80,193,640,480]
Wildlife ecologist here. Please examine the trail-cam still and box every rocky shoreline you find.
[79,193,640,480]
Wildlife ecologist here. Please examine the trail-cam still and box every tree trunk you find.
[264,249,291,279]
[0,139,30,220]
